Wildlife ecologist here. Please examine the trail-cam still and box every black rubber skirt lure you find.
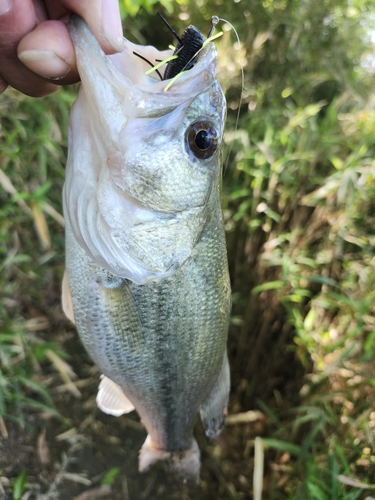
[132,14,220,86]
[163,25,204,80]
[158,13,219,81]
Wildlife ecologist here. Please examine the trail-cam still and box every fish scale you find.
[65,209,230,452]
[64,16,231,479]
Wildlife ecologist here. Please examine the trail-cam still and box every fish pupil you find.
[186,121,219,160]
[195,130,211,150]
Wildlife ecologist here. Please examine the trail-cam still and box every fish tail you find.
[139,435,200,482]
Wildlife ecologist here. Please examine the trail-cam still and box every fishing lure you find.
[160,13,221,81]
[160,14,205,80]
[134,14,222,90]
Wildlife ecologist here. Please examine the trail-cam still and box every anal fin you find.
[200,353,230,438]
[96,375,135,416]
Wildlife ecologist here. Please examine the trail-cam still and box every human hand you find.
[0,0,123,97]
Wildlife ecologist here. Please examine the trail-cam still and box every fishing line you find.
[217,17,245,174]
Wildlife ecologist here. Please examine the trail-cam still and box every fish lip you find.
[115,39,217,88]
[69,16,222,125]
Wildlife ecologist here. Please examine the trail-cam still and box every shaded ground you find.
[0,312,269,500]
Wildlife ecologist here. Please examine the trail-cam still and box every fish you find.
[62,15,231,481]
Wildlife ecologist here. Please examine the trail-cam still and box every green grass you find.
[2,0,375,497]
[0,88,75,428]
[222,44,375,500]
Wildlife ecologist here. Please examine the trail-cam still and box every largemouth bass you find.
[62,15,231,480]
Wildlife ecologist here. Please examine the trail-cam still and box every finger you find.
[59,0,123,53]
[0,0,57,96]
[0,74,8,93]
[18,20,79,85]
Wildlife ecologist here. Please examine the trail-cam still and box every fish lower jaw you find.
[138,435,200,483]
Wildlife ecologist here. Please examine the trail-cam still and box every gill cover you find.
[65,16,225,284]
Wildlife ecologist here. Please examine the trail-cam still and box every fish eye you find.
[186,121,219,160]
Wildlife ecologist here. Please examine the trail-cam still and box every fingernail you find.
[102,0,124,52]
[18,50,70,79]
[0,0,12,16]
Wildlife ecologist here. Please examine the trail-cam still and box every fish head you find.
[64,17,226,284]
[111,79,226,215]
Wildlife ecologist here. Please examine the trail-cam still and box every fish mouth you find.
[125,41,219,117]
[69,15,220,120]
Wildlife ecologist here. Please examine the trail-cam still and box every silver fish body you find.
[64,16,231,478]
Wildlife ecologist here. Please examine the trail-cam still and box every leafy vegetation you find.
[214,0,375,496]
[1,0,375,498]
[119,0,173,17]
[0,90,73,430]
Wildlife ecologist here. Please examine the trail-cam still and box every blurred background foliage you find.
[1,0,375,497]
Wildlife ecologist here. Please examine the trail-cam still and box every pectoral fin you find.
[200,354,230,438]
[96,375,135,416]
[62,270,75,324]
